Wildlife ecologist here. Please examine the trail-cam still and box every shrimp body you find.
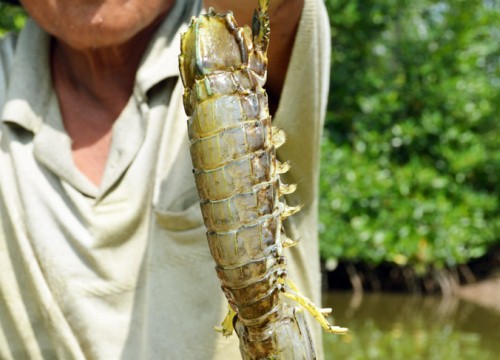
[179,1,346,358]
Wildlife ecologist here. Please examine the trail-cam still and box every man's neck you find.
[49,11,168,187]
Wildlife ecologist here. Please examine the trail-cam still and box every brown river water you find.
[322,291,500,360]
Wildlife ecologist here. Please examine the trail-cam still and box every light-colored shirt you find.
[0,0,331,359]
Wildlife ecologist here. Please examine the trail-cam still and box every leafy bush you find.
[0,3,26,35]
[320,0,499,271]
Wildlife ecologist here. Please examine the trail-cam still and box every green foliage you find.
[320,0,500,270]
[0,3,26,35]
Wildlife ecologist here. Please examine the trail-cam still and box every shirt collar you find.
[135,0,201,97]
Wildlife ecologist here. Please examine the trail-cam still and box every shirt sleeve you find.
[272,0,331,357]
[274,0,330,206]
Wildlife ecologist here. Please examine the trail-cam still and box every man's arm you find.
[203,0,304,112]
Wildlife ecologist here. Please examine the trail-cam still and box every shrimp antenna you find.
[252,0,270,53]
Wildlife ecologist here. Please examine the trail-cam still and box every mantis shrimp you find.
[178,0,347,358]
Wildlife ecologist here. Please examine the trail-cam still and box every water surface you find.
[322,291,500,360]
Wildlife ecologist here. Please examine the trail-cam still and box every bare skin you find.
[20,0,304,186]
[50,14,172,186]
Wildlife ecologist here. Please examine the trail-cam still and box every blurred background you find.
[320,0,499,359]
[1,0,498,359]
[321,0,499,291]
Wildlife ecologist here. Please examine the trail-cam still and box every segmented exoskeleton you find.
[179,1,347,358]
